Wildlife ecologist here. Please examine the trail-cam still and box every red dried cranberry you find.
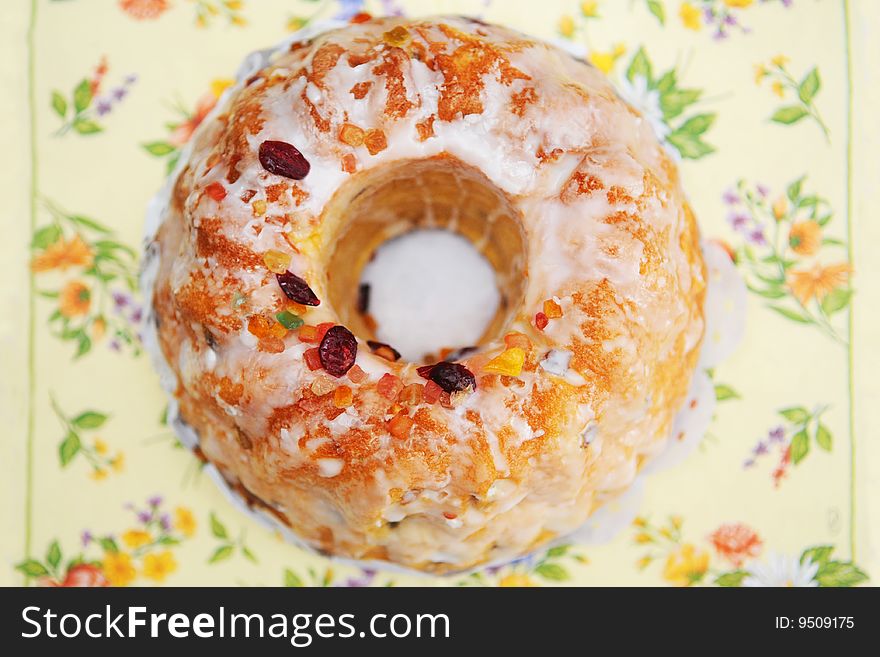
[258,140,310,180]
[367,340,400,361]
[417,362,476,393]
[319,326,358,377]
[276,271,320,306]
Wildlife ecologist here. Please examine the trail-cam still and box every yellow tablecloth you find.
[2,0,878,587]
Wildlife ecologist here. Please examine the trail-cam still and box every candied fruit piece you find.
[387,412,414,439]
[276,310,303,330]
[333,385,353,408]
[339,123,365,147]
[347,364,367,384]
[240,189,257,203]
[504,332,531,351]
[303,347,323,371]
[399,383,423,406]
[263,249,292,274]
[259,140,310,180]
[535,312,549,330]
[543,299,563,319]
[258,336,285,354]
[318,325,358,377]
[316,322,335,338]
[350,12,371,23]
[417,362,476,393]
[363,129,387,155]
[205,181,227,201]
[367,340,401,362]
[252,199,267,216]
[341,153,357,173]
[482,347,525,377]
[383,26,410,47]
[247,315,275,339]
[298,325,320,343]
[377,373,404,400]
[276,271,320,306]
[423,380,443,404]
[310,376,335,396]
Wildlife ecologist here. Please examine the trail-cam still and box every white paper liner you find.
[140,22,747,577]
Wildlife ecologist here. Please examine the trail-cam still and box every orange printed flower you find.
[174,507,197,537]
[499,573,537,587]
[662,544,709,586]
[59,281,91,318]
[143,551,177,582]
[168,80,233,147]
[787,263,851,305]
[788,221,821,256]
[118,0,169,20]
[709,523,763,567]
[31,235,93,272]
[102,551,136,586]
[61,564,109,588]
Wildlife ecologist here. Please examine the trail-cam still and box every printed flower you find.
[787,263,851,305]
[118,0,169,20]
[61,564,109,588]
[558,15,576,38]
[772,196,787,221]
[680,2,702,30]
[743,553,819,587]
[31,235,93,272]
[724,0,753,7]
[110,453,125,472]
[59,281,91,318]
[788,221,822,256]
[168,79,233,147]
[709,523,763,567]
[754,64,768,84]
[589,44,626,74]
[662,543,709,586]
[772,80,785,97]
[580,1,599,18]
[498,573,537,587]
[102,551,136,586]
[617,74,670,141]
[143,550,177,582]
[174,507,197,537]
[122,529,152,549]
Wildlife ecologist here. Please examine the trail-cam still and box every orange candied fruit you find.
[347,364,367,384]
[364,129,387,155]
[252,199,267,216]
[399,383,423,406]
[333,385,353,408]
[423,380,443,404]
[543,299,563,319]
[350,12,371,23]
[205,181,227,201]
[341,153,357,174]
[303,347,323,371]
[504,332,531,351]
[298,322,334,343]
[262,249,291,274]
[382,26,410,47]
[387,412,415,439]
[310,376,335,396]
[482,347,525,377]
[377,373,404,400]
[247,315,287,340]
[535,312,549,331]
[339,123,365,147]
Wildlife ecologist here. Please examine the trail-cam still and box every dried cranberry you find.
[258,140,310,180]
[319,326,358,377]
[367,340,400,362]
[417,362,476,393]
[276,271,320,306]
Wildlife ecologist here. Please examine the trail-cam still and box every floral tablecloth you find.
[2,0,878,587]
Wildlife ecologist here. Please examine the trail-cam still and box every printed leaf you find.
[786,177,805,202]
[51,91,67,118]
[666,130,714,159]
[69,215,112,233]
[208,545,234,564]
[821,288,852,315]
[815,423,832,451]
[715,570,748,587]
[72,411,108,429]
[771,106,808,125]
[815,561,868,587]
[790,429,809,464]
[798,68,820,104]
[210,513,228,539]
[646,0,665,25]
[768,305,810,324]
[284,569,304,587]
[72,118,102,135]
[801,546,834,567]
[73,78,92,113]
[16,560,49,578]
[626,47,652,85]
[659,89,701,120]
[99,537,119,553]
[655,70,676,94]
[677,113,715,136]
[74,333,92,359]
[142,141,177,156]
[242,546,258,563]
[714,384,740,401]
[59,431,81,466]
[47,541,62,569]
[545,545,569,558]
[534,563,569,581]
[779,407,810,424]
[750,287,786,299]
[32,224,62,249]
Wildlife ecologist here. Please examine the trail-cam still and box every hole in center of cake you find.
[323,156,526,364]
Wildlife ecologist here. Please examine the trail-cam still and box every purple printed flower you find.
[748,228,767,245]
[112,87,128,102]
[113,291,129,309]
[130,306,143,324]
[724,15,738,26]
[756,184,770,197]
[160,514,171,531]
[743,458,755,469]
[729,213,749,231]
[95,99,113,116]
[109,340,121,352]
[137,511,152,523]
[81,530,93,547]
[338,569,376,587]
[769,426,786,442]
[753,442,769,456]
[723,190,741,205]
[148,495,163,508]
